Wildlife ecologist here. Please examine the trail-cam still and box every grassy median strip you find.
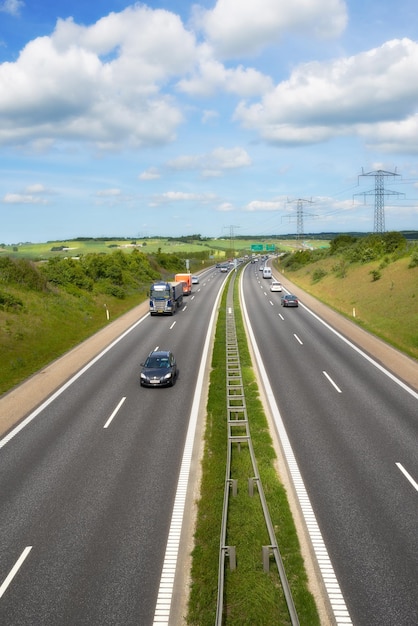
[187,272,320,625]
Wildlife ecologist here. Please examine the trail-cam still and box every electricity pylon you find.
[224,225,240,256]
[355,169,404,233]
[288,198,314,239]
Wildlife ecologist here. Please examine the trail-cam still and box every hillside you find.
[277,253,418,360]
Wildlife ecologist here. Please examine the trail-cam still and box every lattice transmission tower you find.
[287,198,314,239]
[355,169,403,233]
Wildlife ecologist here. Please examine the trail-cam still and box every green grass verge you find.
[278,255,418,360]
[187,271,320,625]
[0,286,146,395]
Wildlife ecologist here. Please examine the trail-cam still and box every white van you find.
[262,266,272,279]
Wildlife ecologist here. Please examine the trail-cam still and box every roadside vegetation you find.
[276,232,418,360]
[1,231,417,394]
[0,249,191,394]
[187,270,319,625]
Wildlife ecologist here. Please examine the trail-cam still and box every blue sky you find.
[1,0,418,244]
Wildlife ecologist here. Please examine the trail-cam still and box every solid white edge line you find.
[0,314,150,449]
[298,301,418,401]
[396,463,418,492]
[152,276,226,625]
[0,546,32,599]
[240,266,352,625]
[103,396,126,429]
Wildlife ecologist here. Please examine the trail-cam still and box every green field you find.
[0,237,329,260]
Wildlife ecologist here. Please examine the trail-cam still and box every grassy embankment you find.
[277,254,418,360]
[187,270,320,626]
[0,286,145,396]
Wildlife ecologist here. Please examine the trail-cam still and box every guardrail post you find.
[262,545,272,572]
[248,476,258,496]
[227,546,236,570]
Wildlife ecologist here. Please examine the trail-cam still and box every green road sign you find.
[251,244,263,251]
[265,244,275,250]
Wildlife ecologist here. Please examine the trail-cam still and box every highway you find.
[241,260,418,626]
[1,260,417,625]
[0,268,225,626]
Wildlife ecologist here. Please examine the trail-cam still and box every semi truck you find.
[174,273,192,296]
[149,281,184,315]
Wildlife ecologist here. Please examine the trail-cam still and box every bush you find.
[408,249,418,268]
[312,268,328,283]
[0,290,24,311]
[369,269,381,282]
[0,257,48,291]
[333,260,348,278]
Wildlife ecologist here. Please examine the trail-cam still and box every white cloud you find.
[177,51,273,97]
[202,109,219,124]
[234,38,418,152]
[216,202,235,212]
[3,193,46,204]
[0,6,195,150]
[25,183,48,194]
[362,114,418,155]
[153,191,217,205]
[244,200,283,212]
[196,0,347,58]
[1,183,54,204]
[95,188,121,197]
[139,168,161,180]
[0,0,24,17]
[166,146,251,177]
[211,146,251,169]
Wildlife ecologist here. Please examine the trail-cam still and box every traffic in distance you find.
[144,255,297,392]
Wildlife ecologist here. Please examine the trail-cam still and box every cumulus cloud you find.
[177,49,273,97]
[234,38,418,152]
[1,2,417,162]
[166,146,251,177]
[196,0,347,58]
[0,5,194,150]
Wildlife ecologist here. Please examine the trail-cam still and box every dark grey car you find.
[281,294,299,307]
[140,350,177,387]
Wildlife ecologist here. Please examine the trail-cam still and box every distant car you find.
[192,275,199,284]
[281,294,298,307]
[140,350,177,387]
[220,264,228,272]
[270,281,282,292]
[259,265,264,271]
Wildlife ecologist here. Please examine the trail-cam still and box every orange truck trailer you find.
[174,273,192,296]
